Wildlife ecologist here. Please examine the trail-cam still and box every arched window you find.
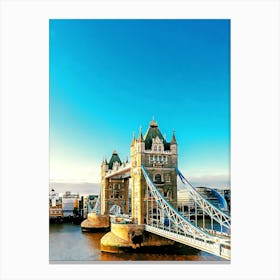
[158,146,162,152]
[154,145,157,151]
[154,174,162,183]
[166,175,171,182]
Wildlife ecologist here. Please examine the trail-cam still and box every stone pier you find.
[81,213,110,232]
[100,222,174,253]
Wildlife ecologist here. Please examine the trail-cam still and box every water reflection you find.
[49,223,223,262]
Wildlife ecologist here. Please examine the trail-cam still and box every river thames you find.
[49,223,226,262]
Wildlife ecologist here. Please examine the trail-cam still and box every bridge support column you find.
[81,213,110,232]
[100,223,174,253]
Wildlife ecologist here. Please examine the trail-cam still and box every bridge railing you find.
[145,225,230,260]
[142,165,217,242]
[142,165,231,260]
[175,167,231,230]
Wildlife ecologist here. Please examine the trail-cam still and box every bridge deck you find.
[145,225,230,260]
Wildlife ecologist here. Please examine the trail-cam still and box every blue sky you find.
[49,19,230,187]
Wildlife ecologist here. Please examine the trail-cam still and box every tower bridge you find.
[82,119,231,260]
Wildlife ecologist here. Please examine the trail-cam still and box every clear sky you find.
[49,19,230,187]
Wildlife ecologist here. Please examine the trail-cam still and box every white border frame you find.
[1,0,279,279]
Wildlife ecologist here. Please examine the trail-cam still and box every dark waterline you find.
[49,223,226,262]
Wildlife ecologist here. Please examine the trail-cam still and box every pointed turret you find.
[130,131,136,146]
[171,130,177,144]
[101,156,107,167]
[170,129,177,157]
[138,125,144,142]
[149,116,158,128]
[101,156,106,164]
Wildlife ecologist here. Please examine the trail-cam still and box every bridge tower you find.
[100,150,130,215]
[130,119,178,224]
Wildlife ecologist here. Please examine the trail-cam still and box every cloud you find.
[50,182,101,196]
[186,174,230,188]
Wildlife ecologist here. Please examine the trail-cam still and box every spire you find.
[130,131,136,146]
[171,130,177,144]
[149,116,158,128]
[138,125,144,141]
[102,156,108,166]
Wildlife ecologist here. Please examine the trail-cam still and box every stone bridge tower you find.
[130,119,178,224]
[101,151,130,215]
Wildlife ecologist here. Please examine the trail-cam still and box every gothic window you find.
[158,146,162,152]
[154,174,162,183]
[166,175,171,182]
[154,145,157,151]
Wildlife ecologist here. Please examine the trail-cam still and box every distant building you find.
[49,189,63,220]
[177,189,194,213]
[49,205,63,219]
[216,187,231,211]
[62,191,79,217]
[196,187,229,212]
[177,186,230,214]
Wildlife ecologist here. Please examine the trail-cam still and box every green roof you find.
[143,120,170,150]
[108,150,122,169]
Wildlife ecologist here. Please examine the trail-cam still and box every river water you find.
[49,223,226,262]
